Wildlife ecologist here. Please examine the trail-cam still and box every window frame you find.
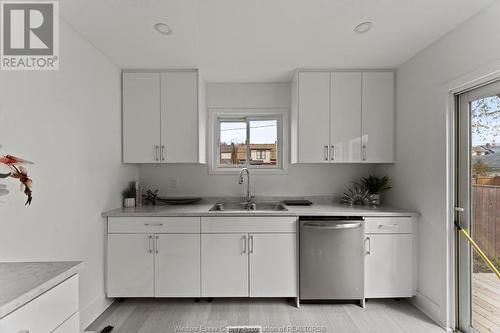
[208,108,287,175]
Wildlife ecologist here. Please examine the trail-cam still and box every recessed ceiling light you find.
[154,23,172,35]
[354,21,374,34]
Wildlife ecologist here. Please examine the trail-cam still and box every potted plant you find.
[122,182,136,208]
[359,175,392,205]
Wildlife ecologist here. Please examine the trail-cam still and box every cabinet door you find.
[330,72,362,162]
[107,234,154,297]
[249,233,297,297]
[361,72,394,163]
[161,71,198,163]
[122,72,161,163]
[155,234,200,297]
[297,71,331,163]
[201,234,248,297]
[365,233,413,298]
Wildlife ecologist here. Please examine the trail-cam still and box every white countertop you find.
[103,197,417,218]
[0,261,83,319]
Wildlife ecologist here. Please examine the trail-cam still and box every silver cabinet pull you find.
[161,145,165,161]
[362,144,367,161]
[249,235,254,254]
[155,145,160,161]
[377,224,398,229]
[144,223,164,226]
[365,236,371,254]
[242,235,247,254]
[331,145,335,161]
[455,207,465,212]
[324,145,329,161]
[155,235,159,254]
[148,235,153,253]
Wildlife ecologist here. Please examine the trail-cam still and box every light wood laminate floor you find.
[86,298,445,333]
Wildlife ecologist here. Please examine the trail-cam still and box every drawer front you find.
[201,217,297,233]
[364,217,413,234]
[0,275,79,333]
[108,217,200,233]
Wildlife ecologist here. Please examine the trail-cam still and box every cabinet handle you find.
[161,145,165,161]
[249,235,254,254]
[324,145,329,161]
[242,235,247,254]
[155,235,159,254]
[148,235,153,253]
[365,236,371,254]
[155,145,160,161]
[362,145,367,161]
[378,224,398,228]
[331,145,335,161]
[144,223,164,226]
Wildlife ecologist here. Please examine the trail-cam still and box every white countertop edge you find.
[102,204,419,218]
[0,261,84,319]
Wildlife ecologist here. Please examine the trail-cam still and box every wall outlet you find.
[170,176,179,189]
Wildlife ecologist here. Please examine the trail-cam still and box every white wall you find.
[140,83,374,197]
[377,3,500,329]
[0,21,138,328]
[140,163,373,197]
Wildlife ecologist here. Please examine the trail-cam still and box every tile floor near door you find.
[86,299,444,333]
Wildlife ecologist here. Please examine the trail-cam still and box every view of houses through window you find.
[469,93,500,333]
[218,118,279,168]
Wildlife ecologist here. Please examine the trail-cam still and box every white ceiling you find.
[60,0,494,82]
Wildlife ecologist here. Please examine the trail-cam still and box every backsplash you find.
[139,163,374,197]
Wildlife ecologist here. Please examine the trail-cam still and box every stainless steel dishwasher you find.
[300,216,365,306]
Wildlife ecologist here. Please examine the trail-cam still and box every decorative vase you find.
[123,197,136,208]
[371,193,381,205]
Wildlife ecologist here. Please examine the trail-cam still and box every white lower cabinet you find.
[201,233,297,298]
[249,233,297,297]
[107,234,155,297]
[201,234,249,297]
[364,217,414,298]
[107,218,201,298]
[155,234,201,297]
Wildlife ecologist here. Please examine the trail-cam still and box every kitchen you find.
[0,1,499,333]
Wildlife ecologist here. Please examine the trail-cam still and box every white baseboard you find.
[80,293,114,332]
[413,291,450,331]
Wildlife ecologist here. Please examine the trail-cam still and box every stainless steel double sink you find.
[209,202,288,212]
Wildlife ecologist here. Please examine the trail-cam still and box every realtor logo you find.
[0,1,59,70]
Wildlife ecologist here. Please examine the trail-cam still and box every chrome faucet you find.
[239,168,253,203]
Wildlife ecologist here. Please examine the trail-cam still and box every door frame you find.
[444,62,500,332]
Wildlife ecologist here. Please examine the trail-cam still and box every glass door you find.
[457,80,500,333]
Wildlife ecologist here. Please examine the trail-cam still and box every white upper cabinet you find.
[161,71,199,163]
[296,71,331,163]
[122,72,161,163]
[122,69,204,164]
[361,72,395,163]
[291,70,394,164]
[330,72,362,163]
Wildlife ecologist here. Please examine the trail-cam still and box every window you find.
[215,115,282,171]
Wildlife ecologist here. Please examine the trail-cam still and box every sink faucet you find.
[239,168,253,203]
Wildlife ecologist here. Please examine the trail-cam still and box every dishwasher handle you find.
[302,221,362,229]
